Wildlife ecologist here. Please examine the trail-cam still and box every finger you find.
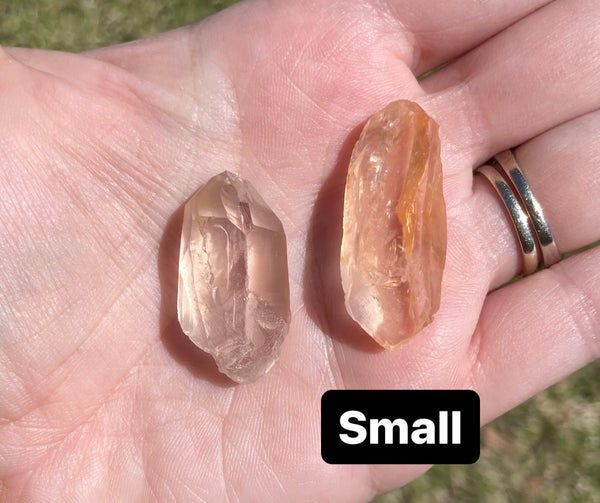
[469,245,600,423]
[383,0,551,76]
[423,0,600,168]
[86,0,551,84]
[470,108,600,288]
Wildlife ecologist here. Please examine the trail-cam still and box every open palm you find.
[2,0,599,500]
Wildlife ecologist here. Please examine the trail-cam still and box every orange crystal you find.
[340,100,446,349]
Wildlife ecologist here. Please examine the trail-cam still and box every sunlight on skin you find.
[1,0,599,500]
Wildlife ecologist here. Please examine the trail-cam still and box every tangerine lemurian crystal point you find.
[177,171,291,383]
[340,100,446,349]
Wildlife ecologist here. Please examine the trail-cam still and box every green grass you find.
[0,0,239,51]
[1,1,598,502]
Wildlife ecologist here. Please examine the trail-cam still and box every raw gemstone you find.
[340,100,446,349]
[177,171,290,383]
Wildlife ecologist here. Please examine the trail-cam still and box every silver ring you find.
[475,164,540,276]
[491,150,561,268]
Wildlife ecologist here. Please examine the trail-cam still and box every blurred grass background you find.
[0,0,240,50]
[1,1,597,502]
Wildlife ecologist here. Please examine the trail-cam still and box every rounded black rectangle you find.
[321,390,480,464]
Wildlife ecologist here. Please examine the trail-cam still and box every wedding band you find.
[491,150,561,267]
[476,164,540,276]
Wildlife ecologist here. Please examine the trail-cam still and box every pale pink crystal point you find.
[177,171,290,383]
[340,100,446,349]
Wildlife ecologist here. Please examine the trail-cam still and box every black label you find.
[321,390,480,464]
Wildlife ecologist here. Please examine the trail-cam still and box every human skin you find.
[1,0,599,501]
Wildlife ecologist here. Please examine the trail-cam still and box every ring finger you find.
[470,108,600,288]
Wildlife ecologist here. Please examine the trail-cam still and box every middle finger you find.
[424,0,600,175]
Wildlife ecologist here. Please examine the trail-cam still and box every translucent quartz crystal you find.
[177,171,290,383]
[340,100,446,349]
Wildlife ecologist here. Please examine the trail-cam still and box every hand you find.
[1,0,598,500]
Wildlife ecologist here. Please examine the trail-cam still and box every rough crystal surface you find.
[178,171,290,383]
[340,100,446,349]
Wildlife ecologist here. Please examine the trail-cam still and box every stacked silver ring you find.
[476,150,561,276]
